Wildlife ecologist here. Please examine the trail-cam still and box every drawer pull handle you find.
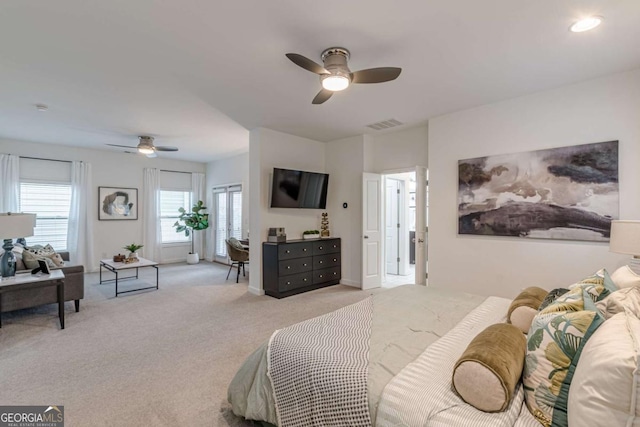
[319,261,323,264]
[333,272,337,275]
[333,258,337,262]
[287,281,291,285]
[303,278,307,282]
[333,245,337,248]
[286,250,290,254]
[319,246,323,250]
[287,266,291,269]
[303,263,307,266]
[303,248,307,252]
[319,275,323,278]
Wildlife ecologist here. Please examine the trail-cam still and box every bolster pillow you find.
[507,286,548,333]
[452,323,526,412]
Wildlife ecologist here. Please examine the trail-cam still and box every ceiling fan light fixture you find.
[138,146,154,155]
[322,75,350,92]
[570,16,603,32]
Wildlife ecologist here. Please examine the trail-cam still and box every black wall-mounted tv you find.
[270,168,329,209]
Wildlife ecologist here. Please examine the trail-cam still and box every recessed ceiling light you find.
[570,16,603,33]
[35,104,48,112]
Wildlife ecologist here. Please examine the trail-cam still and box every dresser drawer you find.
[313,253,340,269]
[278,242,312,260]
[312,239,340,255]
[278,257,313,276]
[278,271,313,292]
[312,266,341,285]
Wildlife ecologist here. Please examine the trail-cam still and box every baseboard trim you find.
[340,279,361,288]
[248,286,265,296]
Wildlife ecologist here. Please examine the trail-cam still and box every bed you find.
[228,285,542,426]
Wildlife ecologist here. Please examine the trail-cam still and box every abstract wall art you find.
[98,187,138,220]
[458,141,618,241]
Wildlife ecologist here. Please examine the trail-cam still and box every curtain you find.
[191,172,206,258]
[0,154,20,213]
[67,161,95,271]
[205,184,215,261]
[142,168,161,262]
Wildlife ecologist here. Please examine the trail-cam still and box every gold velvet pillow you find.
[507,287,548,333]
[452,323,526,412]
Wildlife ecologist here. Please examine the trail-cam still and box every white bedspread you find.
[376,296,536,427]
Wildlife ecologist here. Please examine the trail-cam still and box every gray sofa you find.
[0,251,85,314]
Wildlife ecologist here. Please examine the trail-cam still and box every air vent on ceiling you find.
[365,118,403,131]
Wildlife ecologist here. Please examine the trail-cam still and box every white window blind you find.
[19,181,71,250]
[160,190,191,243]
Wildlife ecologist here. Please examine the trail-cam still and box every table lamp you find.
[609,220,640,273]
[0,213,36,278]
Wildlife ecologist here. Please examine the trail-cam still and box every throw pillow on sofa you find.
[21,250,57,270]
[24,244,65,267]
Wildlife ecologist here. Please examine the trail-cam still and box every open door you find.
[415,166,427,285]
[362,173,383,289]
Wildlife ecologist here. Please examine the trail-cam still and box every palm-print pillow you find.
[523,275,610,427]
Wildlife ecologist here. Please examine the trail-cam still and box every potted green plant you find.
[302,230,320,240]
[123,243,143,259]
[173,200,209,264]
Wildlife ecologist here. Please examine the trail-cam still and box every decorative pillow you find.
[453,323,526,412]
[566,268,617,302]
[568,311,640,426]
[610,265,640,289]
[596,287,640,319]
[228,237,245,250]
[21,250,57,270]
[507,287,548,333]
[538,288,570,312]
[24,244,64,267]
[524,281,609,427]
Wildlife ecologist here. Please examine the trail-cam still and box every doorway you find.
[213,184,243,264]
[383,171,415,288]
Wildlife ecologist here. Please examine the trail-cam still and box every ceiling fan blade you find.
[154,146,179,152]
[350,67,402,84]
[312,89,333,105]
[106,143,137,149]
[286,53,329,75]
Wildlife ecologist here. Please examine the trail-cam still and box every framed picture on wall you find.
[98,187,138,220]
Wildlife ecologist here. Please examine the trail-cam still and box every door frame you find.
[373,166,428,286]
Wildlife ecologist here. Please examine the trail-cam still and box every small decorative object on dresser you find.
[302,230,320,240]
[320,212,330,237]
[262,238,341,298]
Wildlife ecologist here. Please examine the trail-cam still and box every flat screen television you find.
[270,168,329,209]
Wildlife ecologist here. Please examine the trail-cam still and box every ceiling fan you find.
[106,136,179,158]
[286,47,402,104]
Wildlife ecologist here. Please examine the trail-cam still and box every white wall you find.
[325,135,366,286]
[0,138,206,269]
[205,152,249,261]
[428,69,640,298]
[366,125,428,173]
[248,128,326,295]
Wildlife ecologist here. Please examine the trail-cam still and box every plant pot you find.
[303,234,320,240]
[186,253,200,265]
[128,252,139,259]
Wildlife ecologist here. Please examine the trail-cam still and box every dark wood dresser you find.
[262,238,341,298]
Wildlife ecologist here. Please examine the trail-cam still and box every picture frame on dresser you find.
[98,187,138,220]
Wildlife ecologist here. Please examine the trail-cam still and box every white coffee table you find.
[99,257,159,297]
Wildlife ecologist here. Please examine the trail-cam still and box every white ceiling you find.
[0,1,639,162]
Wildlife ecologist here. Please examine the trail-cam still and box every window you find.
[160,190,192,243]
[19,181,72,250]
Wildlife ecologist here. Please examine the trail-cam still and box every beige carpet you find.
[0,262,379,426]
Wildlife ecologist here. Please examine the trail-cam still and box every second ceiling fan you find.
[286,47,402,104]
[107,136,178,158]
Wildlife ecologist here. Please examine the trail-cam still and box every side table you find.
[0,269,65,329]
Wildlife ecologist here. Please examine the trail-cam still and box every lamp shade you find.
[0,213,36,239]
[609,220,640,256]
